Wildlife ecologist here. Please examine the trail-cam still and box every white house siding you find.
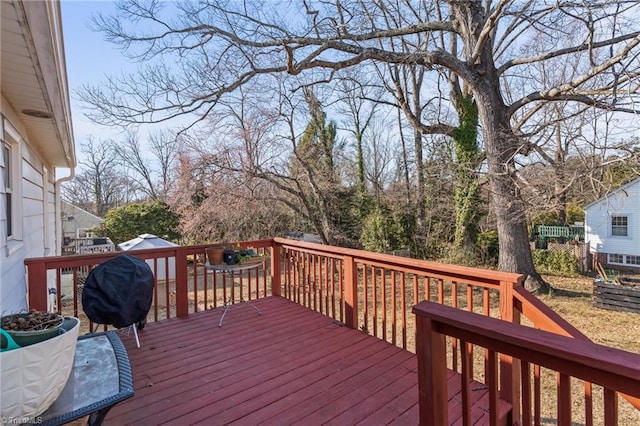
[1,1,75,313]
[584,178,640,270]
[0,106,58,313]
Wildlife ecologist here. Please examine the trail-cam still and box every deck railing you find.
[25,237,640,424]
[26,239,274,324]
[413,301,640,426]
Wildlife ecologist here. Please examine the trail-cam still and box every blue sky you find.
[62,1,141,150]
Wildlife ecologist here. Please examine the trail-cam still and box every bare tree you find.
[113,129,178,200]
[115,130,158,200]
[63,136,132,216]
[149,129,178,198]
[82,1,640,292]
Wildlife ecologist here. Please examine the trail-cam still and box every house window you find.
[2,141,11,238]
[611,216,628,237]
[608,253,624,264]
[2,119,22,244]
[627,255,640,266]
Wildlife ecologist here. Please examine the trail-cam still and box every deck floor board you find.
[107,296,508,425]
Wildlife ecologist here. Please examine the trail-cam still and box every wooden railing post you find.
[343,255,358,329]
[27,261,48,311]
[500,279,521,423]
[270,240,281,297]
[414,303,448,425]
[175,247,189,317]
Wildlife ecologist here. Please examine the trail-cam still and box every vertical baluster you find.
[246,269,251,301]
[461,339,471,426]
[372,266,378,338]
[338,258,344,323]
[202,255,208,310]
[382,267,387,342]
[466,284,474,379]
[401,271,407,350]
[296,252,301,304]
[488,349,499,426]
[153,263,159,320]
[585,382,593,426]
[212,266,218,309]
[391,270,397,346]
[425,276,430,301]
[284,249,290,299]
[363,264,369,334]
[486,350,499,426]
[73,267,79,317]
[330,258,336,319]
[223,271,228,306]
[603,388,618,426]
[324,257,330,316]
[313,254,318,311]
[557,373,571,426]
[452,281,458,371]
[55,269,62,314]
[534,364,541,426]
[317,254,323,314]
[521,360,531,426]
[192,255,198,312]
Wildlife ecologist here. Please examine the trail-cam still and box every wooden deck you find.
[107,296,510,425]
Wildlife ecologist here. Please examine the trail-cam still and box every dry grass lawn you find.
[531,275,640,425]
[540,275,640,354]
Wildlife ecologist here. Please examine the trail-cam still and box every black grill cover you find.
[82,254,154,328]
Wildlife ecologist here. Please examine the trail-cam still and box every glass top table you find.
[36,331,134,426]
[205,260,267,326]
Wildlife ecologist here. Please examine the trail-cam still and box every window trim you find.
[610,215,629,238]
[608,253,624,265]
[2,118,23,247]
[626,255,640,266]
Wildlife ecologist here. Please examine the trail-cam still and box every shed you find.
[118,234,179,280]
[584,177,640,272]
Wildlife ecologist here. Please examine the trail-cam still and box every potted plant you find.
[1,310,80,419]
[205,245,226,265]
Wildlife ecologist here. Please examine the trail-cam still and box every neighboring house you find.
[584,177,640,272]
[1,1,75,313]
[60,199,104,240]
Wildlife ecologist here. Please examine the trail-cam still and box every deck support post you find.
[27,261,48,311]
[343,255,358,329]
[500,280,521,423]
[175,246,189,317]
[414,305,448,426]
[270,240,281,296]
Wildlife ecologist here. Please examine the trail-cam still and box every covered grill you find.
[82,254,154,347]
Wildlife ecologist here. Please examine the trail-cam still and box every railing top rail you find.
[274,237,524,286]
[413,300,640,399]
[513,286,589,340]
[24,239,275,267]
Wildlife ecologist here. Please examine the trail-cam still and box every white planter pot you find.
[1,317,80,419]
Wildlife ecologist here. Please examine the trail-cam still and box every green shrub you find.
[104,200,181,245]
[531,249,579,276]
[360,206,405,254]
[475,230,499,266]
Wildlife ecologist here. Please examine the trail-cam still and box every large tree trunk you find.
[450,0,550,294]
[474,87,550,293]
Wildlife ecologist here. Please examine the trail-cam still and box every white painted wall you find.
[0,102,60,314]
[585,178,640,257]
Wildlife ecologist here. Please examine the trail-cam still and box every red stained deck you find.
[107,296,509,425]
